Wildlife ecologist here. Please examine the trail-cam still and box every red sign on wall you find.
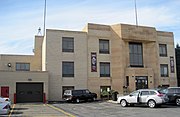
[170,56,175,73]
[91,52,97,72]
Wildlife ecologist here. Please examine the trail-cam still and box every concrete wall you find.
[157,31,177,86]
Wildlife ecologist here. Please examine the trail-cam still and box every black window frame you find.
[159,44,167,57]
[62,37,74,52]
[160,64,169,77]
[62,61,74,77]
[16,63,30,71]
[100,62,110,77]
[99,39,110,54]
[129,42,143,67]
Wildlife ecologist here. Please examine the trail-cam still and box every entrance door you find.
[1,86,9,98]
[136,76,148,90]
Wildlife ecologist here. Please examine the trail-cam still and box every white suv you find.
[117,89,168,108]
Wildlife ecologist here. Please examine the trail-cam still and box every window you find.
[160,64,169,77]
[100,62,110,77]
[149,91,157,95]
[99,39,109,54]
[159,44,167,57]
[62,37,74,52]
[129,42,143,67]
[130,91,139,96]
[141,91,149,96]
[16,63,30,71]
[126,76,129,86]
[62,62,74,77]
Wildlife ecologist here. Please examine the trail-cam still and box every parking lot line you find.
[8,104,15,117]
[46,104,76,117]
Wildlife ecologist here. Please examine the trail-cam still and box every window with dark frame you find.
[126,76,129,86]
[100,62,110,77]
[62,62,74,77]
[159,44,167,57]
[16,63,30,71]
[99,39,109,54]
[160,64,169,77]
[62,37,74,52]
[129,42,143,67]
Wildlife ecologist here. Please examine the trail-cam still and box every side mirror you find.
[129,94,133,97]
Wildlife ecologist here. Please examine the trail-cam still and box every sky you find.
[0,0,180,55]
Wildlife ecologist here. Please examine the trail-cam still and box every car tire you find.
[148,100,156,108]
[176,98,180,106]
[76,98,80,103]
[120,99,127,107]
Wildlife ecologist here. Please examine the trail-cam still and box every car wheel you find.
[76,98,80,103]
[148,100,156,108]
[176,98,180,106]
[120,99,127,107]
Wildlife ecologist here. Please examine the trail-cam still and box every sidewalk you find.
[107,100,118,104]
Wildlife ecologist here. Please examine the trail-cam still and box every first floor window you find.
[16,63,30,71]
[160,64,169,77]
[62,62,74,77]
[100,62,110,77]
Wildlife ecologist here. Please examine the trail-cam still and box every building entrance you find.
[135,76,148,90]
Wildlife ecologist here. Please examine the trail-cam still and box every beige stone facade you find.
[0,36,49,103]
[0,23,177,102]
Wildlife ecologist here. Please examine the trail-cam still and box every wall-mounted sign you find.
[91,52,97,72]
[170,56,175,73]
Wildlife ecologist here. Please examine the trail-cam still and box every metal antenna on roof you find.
[134,0,138,26]
[37,27,42,36]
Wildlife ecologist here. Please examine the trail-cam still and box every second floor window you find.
[62,62,74,77]
[129,42,143,67]
[99,39,109,54]
[100,62,110,77]
[62,37,74,52]
[159,44,167,57]
[160,64,169,77]
[16,63,30,71]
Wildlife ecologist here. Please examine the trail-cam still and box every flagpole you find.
[43,0,46,36]
[134,0,138,26]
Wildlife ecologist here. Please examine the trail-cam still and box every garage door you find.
[16,83,43,103]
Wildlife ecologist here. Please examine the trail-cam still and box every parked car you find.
[0,101,10,115]
[117,89,168,108]
[63,89,97,103]
[158,87,180,106]
[0,96,11,108]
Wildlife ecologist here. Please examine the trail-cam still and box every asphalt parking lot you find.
[5,103,74,117]
[52,101,180,117]
[2,101,180,117]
